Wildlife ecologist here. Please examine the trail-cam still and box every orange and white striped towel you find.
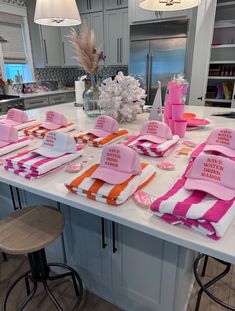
[74,129,128,147]
[23,122,77,138]
[65,162,156,206]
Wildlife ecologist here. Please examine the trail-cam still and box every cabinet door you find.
[76,0,90,14]
[77,0,103,13]
[66,208,112,298]
[90,12,105,53]
[41,26,62,67]
[61,27,78,67]
[90,0,103,13]
[161,9,189,19]
[105,0,128,10]
[112,224,179,311]
[105,10,122,65]
[0,183,16,218]
[120,9,129,65]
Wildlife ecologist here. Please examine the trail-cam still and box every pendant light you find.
[139,0,202,11]
[34,0,81,27]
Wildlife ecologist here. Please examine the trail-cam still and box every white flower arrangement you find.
[98,72,146,122]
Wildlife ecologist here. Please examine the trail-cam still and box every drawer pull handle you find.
[101,218,107,249]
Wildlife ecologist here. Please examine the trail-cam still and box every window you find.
[0,6,34,83]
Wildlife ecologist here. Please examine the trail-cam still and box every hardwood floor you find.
[0,254,233,310]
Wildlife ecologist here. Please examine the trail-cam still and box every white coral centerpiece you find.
[98,72,146,122]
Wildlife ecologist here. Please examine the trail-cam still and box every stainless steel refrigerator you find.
[129,20,188,105]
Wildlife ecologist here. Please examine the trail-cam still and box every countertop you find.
[19,88,75,99]
[1,103,235,264]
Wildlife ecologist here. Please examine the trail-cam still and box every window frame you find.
[0,1,35,83]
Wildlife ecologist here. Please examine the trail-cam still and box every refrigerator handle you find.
[148,53,153,102]
[145,53,150,103]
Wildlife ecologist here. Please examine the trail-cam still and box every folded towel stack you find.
[4,149,83,180]
[65,162,156,206]
[0,137,31,156]
[23,122,77,138]
[75,129,128,147]
[126,135,179,157]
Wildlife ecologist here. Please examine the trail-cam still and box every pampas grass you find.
[69,24,105,75]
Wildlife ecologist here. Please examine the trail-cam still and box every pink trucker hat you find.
[87,115,119,138]
[33,132,77,158]
[0,124,18,148]
[41,111,67,130]
[138,121,172,144]
[0,108,28,126]
[185,154,235,200]
[91,145,141,184]
[204,128,235,157]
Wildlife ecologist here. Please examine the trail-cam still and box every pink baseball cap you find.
[33,132,77,158]
[204,128,235,157]
[91,145,141,184]
[0,108,28,126]
[137,121,173,144]
[0,124,18,148]
[41,111,67,130]
[185,154,235,200]
[87,115,119,138]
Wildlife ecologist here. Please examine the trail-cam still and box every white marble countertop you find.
[1,103,235,263]
[19,88,75,99]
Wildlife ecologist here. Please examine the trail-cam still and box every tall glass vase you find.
[83,74,101,117]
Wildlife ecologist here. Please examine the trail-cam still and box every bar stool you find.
[1,252,7,261]
[0,205,83,311]
[194,254,234,310]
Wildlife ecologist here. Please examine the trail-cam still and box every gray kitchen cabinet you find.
[81,12,105,53]
[105,9,129,65]
[27,0,62,68]
[0,183,16,219]
[61,27,78,67]
[65,208,112,299]
[24,96,49,109]
[40,26,62,67]
[77,0,103,14]
[105,0,128,10]
[49,92,76,105]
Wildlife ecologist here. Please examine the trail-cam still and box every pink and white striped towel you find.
[150,163,235,239]
[126,135,179,157]
[0,137,31,156]
[4,148,83,179]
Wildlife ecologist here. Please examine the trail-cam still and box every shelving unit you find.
[205,0,235,108]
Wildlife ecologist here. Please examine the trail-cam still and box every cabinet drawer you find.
[64,92,76,103]
[49,94,67,105]
[24,96,49,109]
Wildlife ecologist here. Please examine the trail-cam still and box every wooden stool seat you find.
[0,206,64,255]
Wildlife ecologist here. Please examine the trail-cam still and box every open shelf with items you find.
[204,0,235,108]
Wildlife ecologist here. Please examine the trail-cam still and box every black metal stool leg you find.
[49,263,83,301]
[25,274,31,296]
[194,254,235,311]
[3,271,31,311]
[2,252,7,261]
[43,281,63,311]
[17,282,37,311]
[201,255,209,277]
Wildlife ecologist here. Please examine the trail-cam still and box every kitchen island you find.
[0,103,235,311]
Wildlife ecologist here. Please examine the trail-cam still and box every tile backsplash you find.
[1,0,26,6]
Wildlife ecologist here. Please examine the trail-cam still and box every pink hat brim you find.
[0,119,21,126]
[204,145,235,158]
[136,134,166,144]
[185,178,235,200]
[0,140,11,148]
[32,147,66,158]
[41,122,62,130]
[91,166,133,185]
[87,129,110,138]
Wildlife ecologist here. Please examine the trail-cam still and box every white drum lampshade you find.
[34,0,81,26]
[139,0,202,11]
